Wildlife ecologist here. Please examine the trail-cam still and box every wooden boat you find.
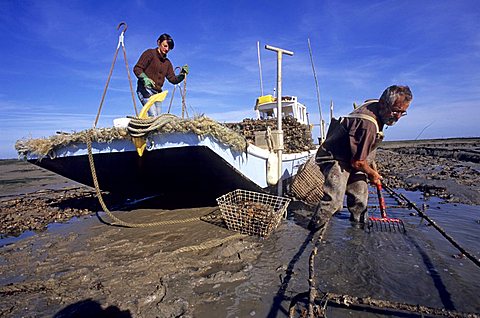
[16,95,316,207]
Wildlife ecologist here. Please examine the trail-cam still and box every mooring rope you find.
[94,22,137,127]
[291,183,480,317]
[294,217,479,317]
[127,113,179,137]
[383,183,480,268]
[126,114,248,152]
[170,233,245,255]
[86,134,200,228]
[307,222,330,317]
[291,290,478,318]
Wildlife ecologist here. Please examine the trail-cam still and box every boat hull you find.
[30,145,264,206]
[27,132,314,207]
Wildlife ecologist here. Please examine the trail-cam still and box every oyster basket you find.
[216,189,291,238]
[291,156,324,205]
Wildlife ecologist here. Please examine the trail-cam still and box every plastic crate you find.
[216,189,291,238]
[256,94,275,105]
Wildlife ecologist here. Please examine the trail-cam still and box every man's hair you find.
[157,33,174,50]
[379,85,413,108]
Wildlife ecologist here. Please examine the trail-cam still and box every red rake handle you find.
[376,183,387,218]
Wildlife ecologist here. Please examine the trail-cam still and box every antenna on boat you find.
[330,100,334,121]
[307,38,325,144]
[265,44,294,197]
[257,41,264,96]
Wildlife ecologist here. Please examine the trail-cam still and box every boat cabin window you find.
[261,110,275,119]
[255,95,308,125]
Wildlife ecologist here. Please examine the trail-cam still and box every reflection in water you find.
[312,190,479,315]
[224,190,480,317]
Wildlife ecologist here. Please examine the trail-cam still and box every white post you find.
[330,100,334,121]
[265,45,294,196]
[257,41,264,96]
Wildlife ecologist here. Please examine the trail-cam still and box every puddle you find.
[1,189,479,317]
[200,189,480,317]
[0,230,37,248]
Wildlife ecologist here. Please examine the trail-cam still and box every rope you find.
[383,183,480,268]
[291,291,479,317]
[126,114,248,152]
[127,114,179,137]
[292,184,480,317]
[307,223,330,317]
[296,216,480,317]
[94,22,138,127]
[170,233,245,255]
[167,84,177,114]
[167,67,188,118]
[181,74,188,118]
[86,133,200,228]
[121,36,138,116]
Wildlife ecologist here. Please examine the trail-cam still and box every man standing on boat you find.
[309,85,412,231]
[134,33,189,117]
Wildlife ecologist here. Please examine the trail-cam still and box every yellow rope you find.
[170,233,245,255]
[86,133,200,228]
[126,114,248,152]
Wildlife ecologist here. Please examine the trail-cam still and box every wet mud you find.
[377,138,480,205]
[1,138,480,317]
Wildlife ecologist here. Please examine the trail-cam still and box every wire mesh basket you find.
[291,156,324,205]
[216,189,291,238]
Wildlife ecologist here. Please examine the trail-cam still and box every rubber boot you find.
[349,208,368,229]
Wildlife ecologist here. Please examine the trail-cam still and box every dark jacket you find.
[316,101,384,165]
[133,48,184,93]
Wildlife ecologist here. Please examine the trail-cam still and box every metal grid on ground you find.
[216,189,291,238]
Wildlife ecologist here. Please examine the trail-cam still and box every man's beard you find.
[384,116,398,126]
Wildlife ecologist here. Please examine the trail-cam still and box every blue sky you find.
[1,0,479,158]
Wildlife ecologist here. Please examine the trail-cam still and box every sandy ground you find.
[1,137,479,317]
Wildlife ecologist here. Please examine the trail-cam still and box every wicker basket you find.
[291,156,325,205]
[216,189,291,238]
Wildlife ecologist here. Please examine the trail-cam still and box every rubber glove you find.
[180,64,189,75]
[139,72,155,88]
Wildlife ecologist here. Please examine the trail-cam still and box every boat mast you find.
[257,41,264,96]
[307,38,325,143]
[265,44,294,196]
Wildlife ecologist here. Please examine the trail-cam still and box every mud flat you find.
[1,137,479,317]
[376,137,480,205]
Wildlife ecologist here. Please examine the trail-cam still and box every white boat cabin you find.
[254,95,308,125]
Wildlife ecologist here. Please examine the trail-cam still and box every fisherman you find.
[134,33,189,117]
[309,85,413,231]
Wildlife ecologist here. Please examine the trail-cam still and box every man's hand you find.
[368,171,383,186]
[351,159,383,185]
[180,64,189,75]
[140,72,155,88]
